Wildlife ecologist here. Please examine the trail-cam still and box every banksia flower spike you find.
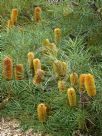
[14,64,24,80]
[33,69,45,84]
[84,74,96,97]
[70,72,78,86]
[58,80,66,91]
[33,58,41,73]
[53,60,67,77]
[37,103,47,123]
[67,88,76,106]
[34,7,42,23]
[79,74,87,91]
[27,52,34,69]
[54,28,61,44]
[11,8,18,25]
[2,56,13,80]
[42,39,50,47]
[7,19,13,29]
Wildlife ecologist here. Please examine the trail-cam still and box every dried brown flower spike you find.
[2,56,13,80]
[14,64,24,80]
[34,7,42,23]
[11,8,18,25]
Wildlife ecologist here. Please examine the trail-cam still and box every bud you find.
[34,7,42,23]
[67,88,76,106]
[54,28,61,44]
[14,64,24,80]
[84,74,96,97]
[33,69,44,84]
[27,52,34,69]
[58,80,66,91]
[11,8,18,24]
[33,59,41,73]
[37,103,47,122]
[42,39,50,47]
[2,56,13,80]
[79,74,86,91]
[53,60,67,77]
[70,72,78,86]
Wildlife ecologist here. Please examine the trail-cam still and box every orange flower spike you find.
[2,56,13,80]
[84,74,96,97]
[37,103,47,123]
[34,7,42,23]
[70,72,78,86]
[27,52,34,69]
[67,88,76,106]
[14,64,24,80]
[33,69,45,84]
[33,58,41,73]
[79,74,87,91]
[54,28,61,43]
[7,19,13,29]
[11,8,18,24]
[58,80,66,91]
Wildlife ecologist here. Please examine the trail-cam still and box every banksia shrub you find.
[70,72,78,86]
[11,8,18,24]
[84,74,96,97]
[58,80,66,91]
[2,56,13,80]
[37,103,47,122]
[34,7,42,23]
[27,52,34,69]
[67,88,76,106]
[54,28,61,44]
[14,64,24,80]
[79,74,87,91]
[33,59,41,73]
[53,60,67,78]
[33,69,45,84]
[7,19,13,29]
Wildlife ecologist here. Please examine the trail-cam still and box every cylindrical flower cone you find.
[84,74,96,97]
[67,88,76,106]
[53,60,67,77]
[58,80,66,91]
[2,56,13,80]
[33,69,44,84]
[37,103,47,122]
[79,74,87,91]
[34,7,42,23]
[7,19,13,29]
[11,8,18,24]
[54,28,61,44]
[33,58,41,73]
[70,72,78,86]
[27,52,34,69]
[14,64,24,80]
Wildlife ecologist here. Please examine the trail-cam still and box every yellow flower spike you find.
[53,60,67,77]
[11,8,18,25]
[34,7,42,23]
[37,103,47,123]
[67,88,76,106]
[2,56,13,80]
[42,39,50,46]
[33,59,41,73]
[27,52,34,69]
[58,80,66,91]
[70,72,78,86]
[84,74,96,97]
[14,64,24,80]
[54,28,61,44]
[7,19,13,29]
[33,69,45,84]
[79,74,87,91]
